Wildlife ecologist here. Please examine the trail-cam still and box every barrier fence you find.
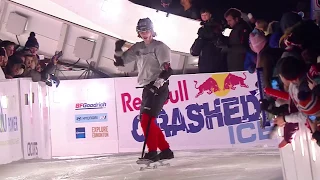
[0,71,280,165]
[5,71,320,180]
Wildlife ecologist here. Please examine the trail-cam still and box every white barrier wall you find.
[0,79,23,165]
[279,122,320,180]
[115,72,278,152]
[2,74,320,180]
[48,78,119,157]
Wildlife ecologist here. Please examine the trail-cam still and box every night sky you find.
[129,0,311,21]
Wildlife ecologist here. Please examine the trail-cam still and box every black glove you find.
[260,99,271,111]
[197,27,206,38]
[50,74,60,88]
[45,74,60,88]
[114,55,124,67]
[271,104,289,116]
[115,39,126,52]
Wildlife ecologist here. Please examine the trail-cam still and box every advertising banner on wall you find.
[48,79,119,157]
[115,72,278,153]
[0,80,23,164]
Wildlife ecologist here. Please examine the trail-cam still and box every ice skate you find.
[136,151,171,171]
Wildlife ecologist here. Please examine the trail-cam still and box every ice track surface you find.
[0,148,283,180]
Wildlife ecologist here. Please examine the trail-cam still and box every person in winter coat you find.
[4,55,25,78]
[224,8,252,72]
[24,32,39,56]
[249,29,284,88]
[267,21,282,48]
[275,56,320,127]
[190,9,226,73]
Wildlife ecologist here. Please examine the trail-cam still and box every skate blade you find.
[136,159,154,165]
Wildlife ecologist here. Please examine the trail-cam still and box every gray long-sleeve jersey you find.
[121,40,171,86]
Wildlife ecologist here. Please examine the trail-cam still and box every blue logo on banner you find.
[75,127,86,139]
[75,113,108,123]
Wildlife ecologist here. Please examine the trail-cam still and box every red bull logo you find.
[194,72,249,98]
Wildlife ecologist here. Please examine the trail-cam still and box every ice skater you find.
[113,18,174,162]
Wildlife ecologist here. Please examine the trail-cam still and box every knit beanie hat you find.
[25,32,39,49]
[249,29,267,53]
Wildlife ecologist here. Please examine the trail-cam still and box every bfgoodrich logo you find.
[75,127,86,139]
[75,102,107,110]
[75,113,108,123]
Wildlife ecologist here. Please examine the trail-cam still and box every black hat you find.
[277,56,306,80]
[25,32,39,49]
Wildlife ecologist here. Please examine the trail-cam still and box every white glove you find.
[153,78,165,89]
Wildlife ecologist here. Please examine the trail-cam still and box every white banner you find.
[115,72,278,152]
[0,79,23,164]
[48,78,119,157]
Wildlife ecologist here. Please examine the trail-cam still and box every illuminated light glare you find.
[291,138,296,151]
[101,0,122,17]
[1,96,8,109]
[311,141,317,161]
[277,127,282,137]
[222,28,232,37]
[300,135,304,156]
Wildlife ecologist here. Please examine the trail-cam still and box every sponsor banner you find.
[49,79,119,157]
[0,79,23,164]
[76,127,86,139]
[92,126,109,138]
[115,72,278,152]
[75,102,107,110]
[75,113,108,123]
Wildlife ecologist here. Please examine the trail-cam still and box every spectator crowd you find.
[0,32,60,87]
[183,0,320,149]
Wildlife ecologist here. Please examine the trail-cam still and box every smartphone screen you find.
[271,79,280,90]
[309,116,317,122]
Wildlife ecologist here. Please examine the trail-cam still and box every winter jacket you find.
[191,37,226,73]
[226,19,252,72]
[244,50,257,73]
[258,46,284,87]
[269,32,282,48]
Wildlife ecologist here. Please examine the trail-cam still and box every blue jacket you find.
[244,51,257,73]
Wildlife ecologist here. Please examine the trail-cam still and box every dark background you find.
[129,0,311,21]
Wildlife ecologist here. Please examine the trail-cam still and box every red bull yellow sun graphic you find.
[194,72,249,98]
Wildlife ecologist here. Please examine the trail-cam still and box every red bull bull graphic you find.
[223,72,248,90]
[194,78,220,98]
[194,72,249,98]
